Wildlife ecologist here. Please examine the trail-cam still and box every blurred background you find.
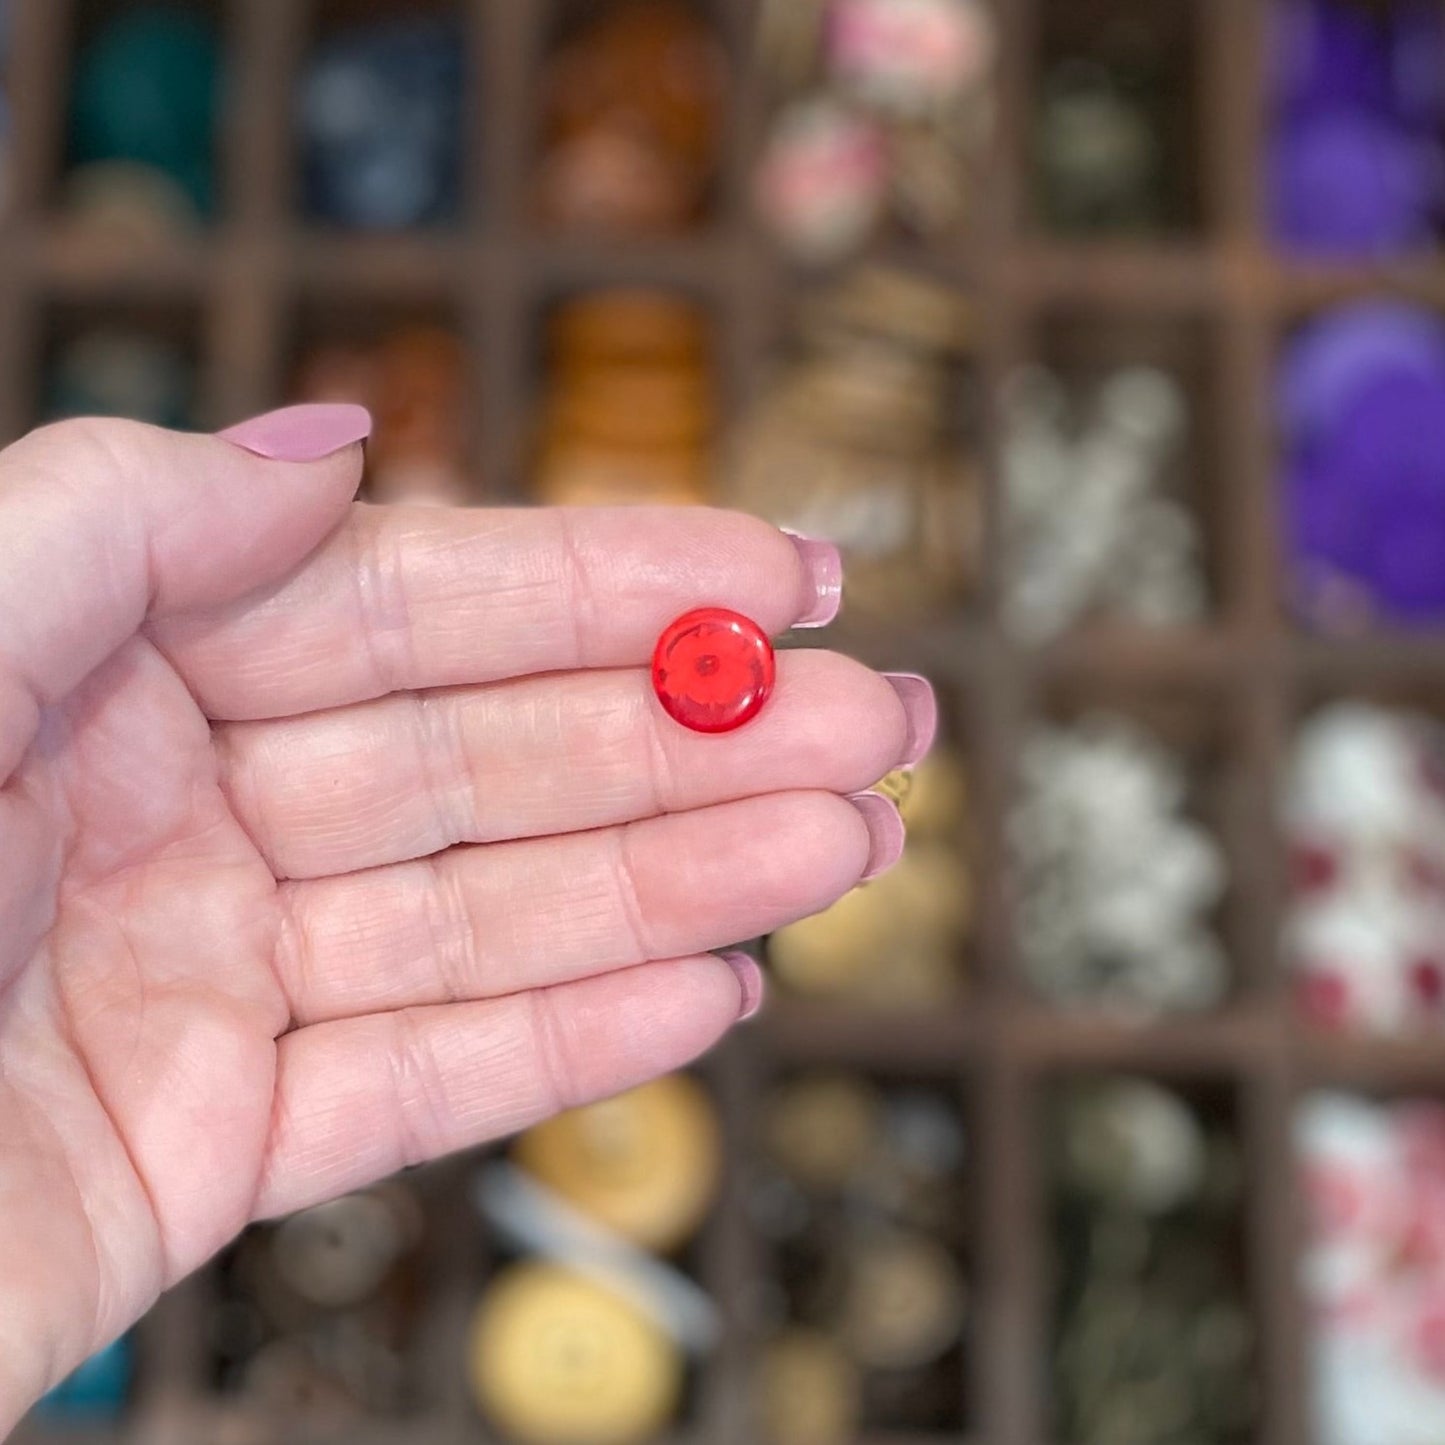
[11,0,1445,1443]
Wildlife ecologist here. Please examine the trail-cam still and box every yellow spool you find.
[469,1263,682,1445]
[513,1073,721,1252]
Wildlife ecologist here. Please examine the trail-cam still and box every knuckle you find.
[351,512,418,693]
[386,1008,449,1168]
[527,986,584,1116]
[413,692,476,848]
[610,825,658,961]
[5,418,137,501]
[23,414,146,460]
[550,510,596,669]
[421,852,479,1004]
[637,699,678,816]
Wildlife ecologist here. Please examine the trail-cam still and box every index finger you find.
[150,506,841,721]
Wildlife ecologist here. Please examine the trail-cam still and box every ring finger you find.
[272,788,902,1028]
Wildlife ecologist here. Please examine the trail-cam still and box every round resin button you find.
[652,607,776,733]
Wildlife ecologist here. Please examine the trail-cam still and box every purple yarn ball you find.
[1287,457,1365,574]
[1279,302,1445,453]
[1329,371,1445,489]
[1287,368,1445,624]
[1391,1,1445,131]
[1271,106,1441,257]
[1372,492,1445,618]
[1271,0,1393,117]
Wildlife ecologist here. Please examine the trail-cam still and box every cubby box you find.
[534,0,739,240]
[1028,0,1212,240]
[1009,678,1261,1017]
[294,0,478,234]
[1041,1073,1261,1445]
[1013,309,1235,636]
[46,0,229,225]
[741,1061,977,1441]
[36,297,204,429]
[282,295,481,499]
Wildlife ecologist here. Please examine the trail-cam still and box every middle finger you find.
[216,652,933,879]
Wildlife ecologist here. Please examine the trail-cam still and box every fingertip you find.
[719,950,766,1020]
[771,652,915,788]
[781,530,843,629]
[650,953,752,1040]
[881,672,938,769]
[847,791,907,881]
[682,790,876,925]
[634,508,837,638]
[566,956,745,1100]
[794,788,879,892]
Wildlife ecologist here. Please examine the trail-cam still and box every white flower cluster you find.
[1013,716,1228,1013]
[1001,366,1208,642]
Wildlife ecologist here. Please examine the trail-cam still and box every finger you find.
[219,651,922,879]
[0,405,369,783]
[274,790,884,1026]
[150,507,841,722]
[254,954,750,1218]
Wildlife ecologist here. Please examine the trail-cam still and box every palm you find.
[0,418,913,1425]
[9,636,288,1356]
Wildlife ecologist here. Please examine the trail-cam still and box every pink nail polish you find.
[783,530,843,629]
[848,792,906,881]
[719,950,766,1021]
[218,403,373,462]
[882,673,938,769]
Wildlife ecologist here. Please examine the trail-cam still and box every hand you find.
[0,405,928,1431]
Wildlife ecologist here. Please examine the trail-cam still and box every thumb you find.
[0,403,371,782]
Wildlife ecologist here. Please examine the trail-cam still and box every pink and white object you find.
[1284,703,1445,1034]
[755,97,890,262]
[827,0,995,113]
[1301,1096,1445,1445]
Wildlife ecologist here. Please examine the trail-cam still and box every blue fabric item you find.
[38,1336,132,1417]
[300,15,466,229]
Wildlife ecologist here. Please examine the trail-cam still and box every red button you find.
[652,608,776,734]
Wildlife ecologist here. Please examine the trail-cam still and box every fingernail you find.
[883,673,938,769]
[783,530,843,629]
[720,950,766,1021]
[218,403,373,462]
[848,793,906,881]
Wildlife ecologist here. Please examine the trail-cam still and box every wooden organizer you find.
[12,1,1445,1443]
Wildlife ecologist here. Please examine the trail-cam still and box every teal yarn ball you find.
[69,7,220,215]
